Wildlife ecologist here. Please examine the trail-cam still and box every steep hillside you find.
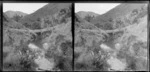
[75,12,110,71]
[112,15,148,71]
[74,3,148,71]
[91,3,146,30]
[75,14,98,30]
[77,11,99,19]
[20,3,71,25]
[3,14,25,29]
[5,10,27,18]
[3,3,72,71]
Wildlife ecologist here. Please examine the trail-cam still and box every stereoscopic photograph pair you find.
[1,2,149,71]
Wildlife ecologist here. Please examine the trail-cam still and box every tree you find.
[95,23,103,28]
[84,15,94,22]
[12,14,23,22]
[104,22,113,30]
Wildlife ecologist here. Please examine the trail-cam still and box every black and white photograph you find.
[3,3,72,71]
[1,1,149,71]
[75,3,148,71]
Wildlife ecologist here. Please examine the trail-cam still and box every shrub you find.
[60,41,72,56]
[95,23,103,28]
[84,15,94,22]
[55,56,72,71]
[32,22,41,29]
[12,14,23,22]
[23,23,31,28]
[75,62,88,70]
[104,22,113,30]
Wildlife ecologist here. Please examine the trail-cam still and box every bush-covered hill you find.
[3,3,72,71]
[91,3,146,30]
[77,11,99,19]
[19,3,71,25]
[74,3,148,71]
[5,11,27,18]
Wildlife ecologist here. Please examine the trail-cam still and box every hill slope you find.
[5,10,28,18]
[20,3,71,24]
[74,3,148,71]
[3,14,25,29]
[3,3,72,71]
[91,3,146,29]
[77,11,99,19]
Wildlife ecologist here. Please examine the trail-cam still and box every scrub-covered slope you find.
[74,3,148,71]
[77,11,99,18]
[3,3,72,71]
[91,3,146,30]
[20,3,71,25]
[5,11,27,18]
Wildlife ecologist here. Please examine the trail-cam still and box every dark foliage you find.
[75,62,88,70]
[95,22,113,30]
[55,56,72,71]
[55,34,65,45]
[92,59,105,70]
[74,52,80,60]
[84,15,94,22]
[60,41,72,56]
[23,21,41,30]
[12,14,23,22]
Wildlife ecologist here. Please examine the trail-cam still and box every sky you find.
[3,3,48,14]
[3,3,120,15]
[75,3,120,15]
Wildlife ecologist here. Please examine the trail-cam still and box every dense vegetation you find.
[3,3,72,71]
[75,3,148,71]
[2,3,148,71]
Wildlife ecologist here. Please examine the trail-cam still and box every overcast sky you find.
[3,3,48,14]
[75,3,120,14]
[3,3,120,15]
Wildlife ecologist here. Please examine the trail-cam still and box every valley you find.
[2,2,149,71]
[75,3,148,71]
[3,3,72,71]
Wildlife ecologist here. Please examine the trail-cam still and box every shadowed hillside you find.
[91,3,146,30]
[20,3,71,25]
